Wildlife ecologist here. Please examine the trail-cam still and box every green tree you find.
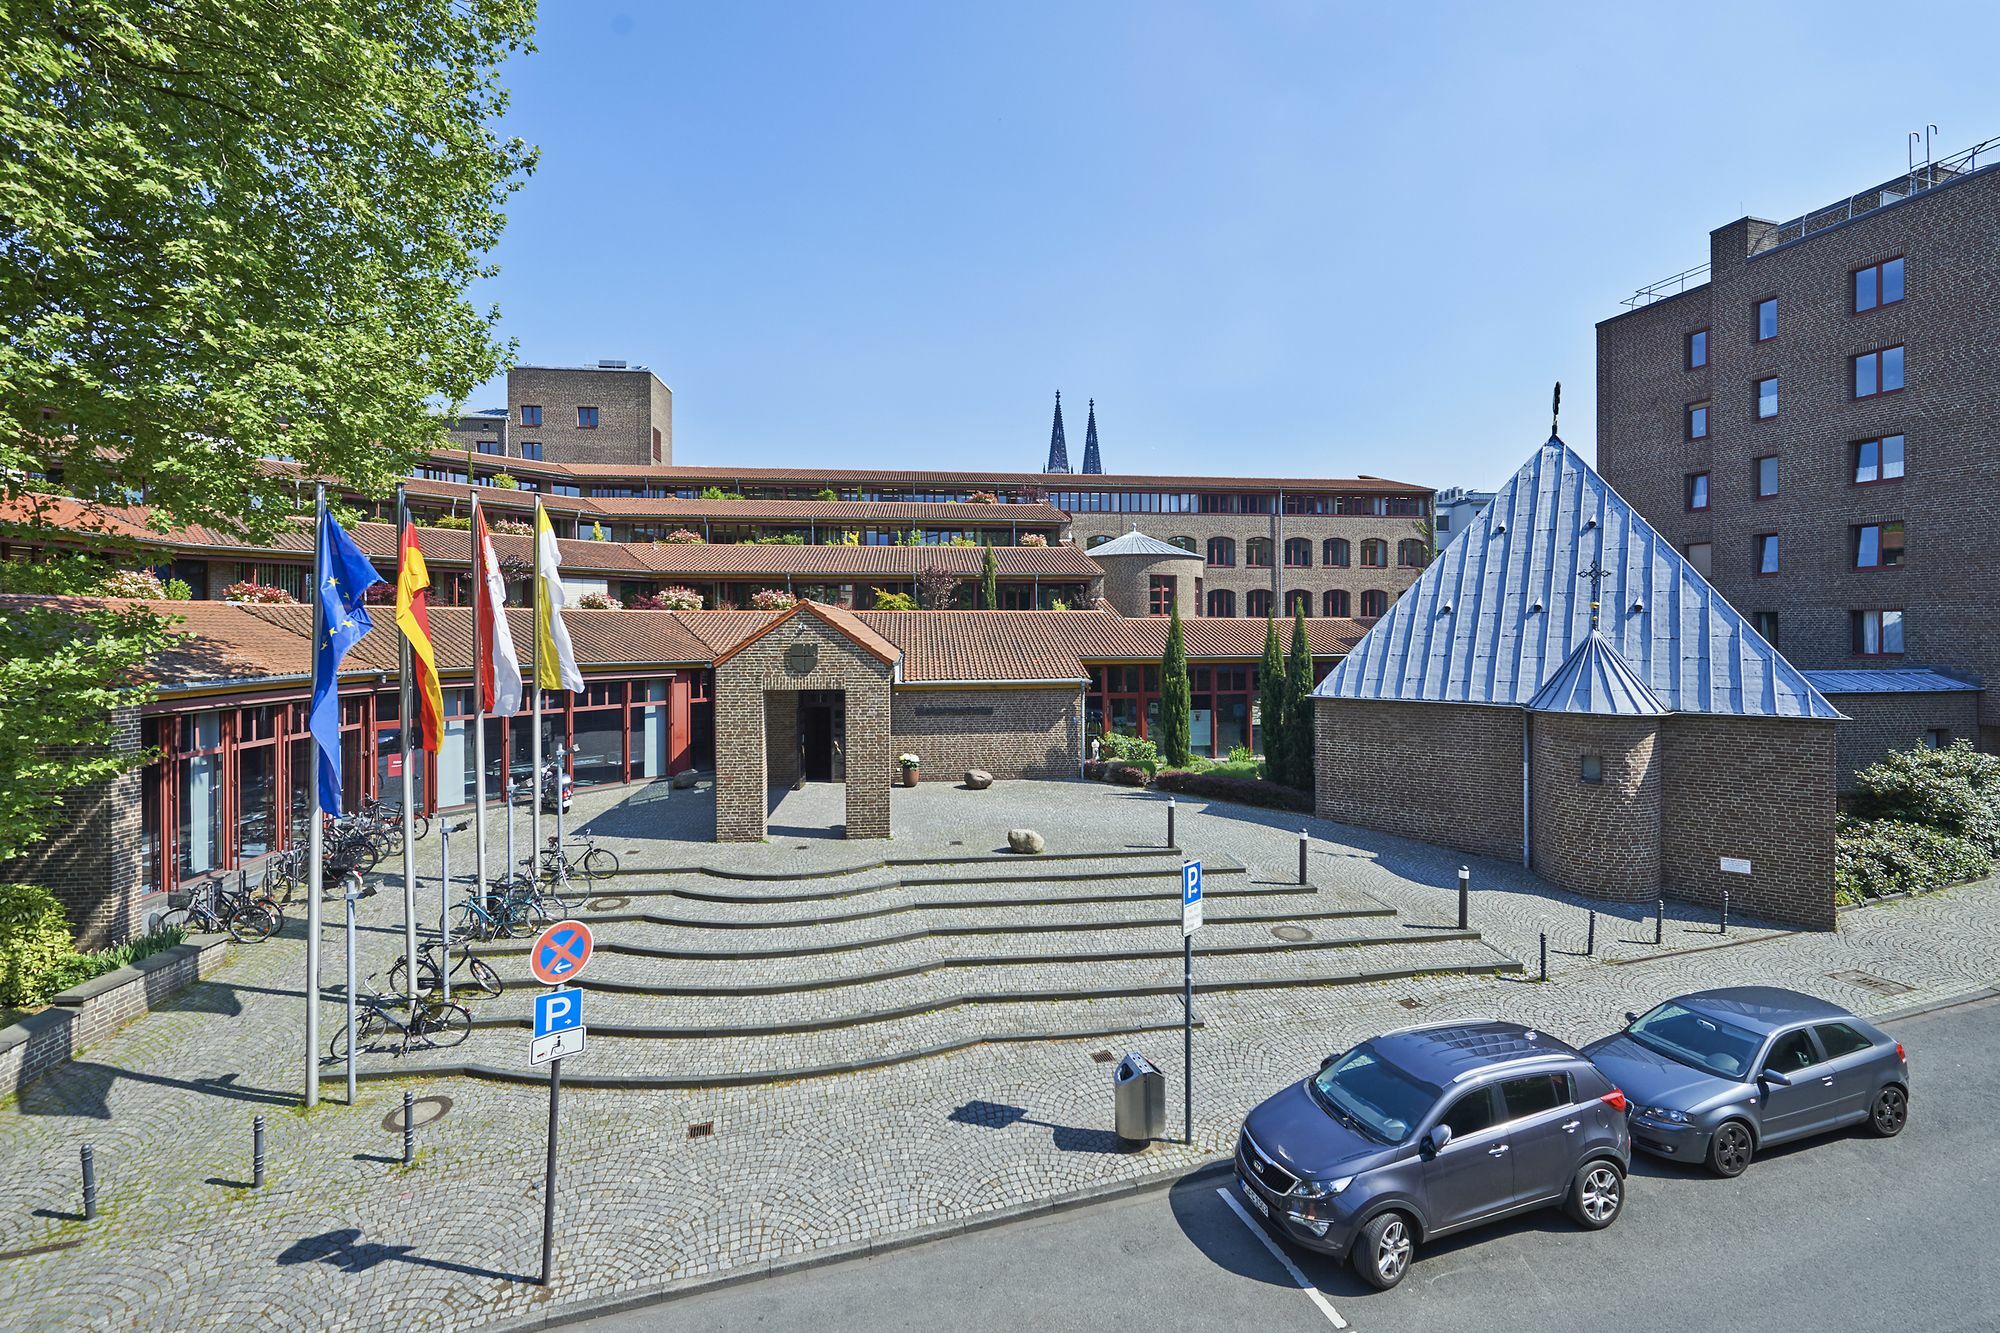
[1284,604,1316,790]
[1158,602,1191,767]
[979,544,998,610]
[1258,617,1288,783]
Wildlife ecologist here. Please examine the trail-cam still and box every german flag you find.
[395,520,445,752]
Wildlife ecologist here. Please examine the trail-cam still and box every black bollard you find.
[253,1115,266,1189]
[1166,797,1176,849]
[1720,890,1729,936]
[1539,932,1548,981]
[1655,898,1664,946]
[1457,867,1470,930]
[402,1090,415,1166]
[1586,910,1597,957]
[81,1145,97,1221]
[1298,831,1308,886]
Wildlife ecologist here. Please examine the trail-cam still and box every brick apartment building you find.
[1597,133,2000,781]
[467,361,675,467]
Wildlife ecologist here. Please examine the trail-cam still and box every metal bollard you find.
[1586,910,1597,957]
[81,1144,97,1221]
[1298,830,1308,886]
[1655,898,1665,946]
[1539,932,1548,981]
[402,1090,415,1166]
[1166,796,1176,849]
[1720,890,1729,936]
[253,1115,266,1189]
[1457,867,1470,929]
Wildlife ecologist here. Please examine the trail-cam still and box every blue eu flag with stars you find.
[310,512,384,814]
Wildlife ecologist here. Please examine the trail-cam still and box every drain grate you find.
[1271,925,1313,943]
[382,1095,453,1134]
[1826,969,1915,997]
[1397,997,1424,1010]
[1091,1050,1115,1063]
[688,1121,714,1139]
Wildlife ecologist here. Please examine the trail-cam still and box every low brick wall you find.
[892,686,1083,781]
[0,935,230,1096]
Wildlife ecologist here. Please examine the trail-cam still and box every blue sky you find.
[473,2,2000,489]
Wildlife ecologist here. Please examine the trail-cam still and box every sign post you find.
[1181,859,1203,1146]
[529,921,593,1288]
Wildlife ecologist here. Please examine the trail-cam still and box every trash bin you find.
[1114,1052,1166,1146]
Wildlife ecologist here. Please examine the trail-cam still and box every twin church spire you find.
[1043,391,1104,474]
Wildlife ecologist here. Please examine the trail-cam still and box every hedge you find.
[1,882,188,1010]
[1154,769,1313,813]
[1834,817,1992,906]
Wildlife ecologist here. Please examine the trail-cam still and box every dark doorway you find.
[799,690,844,782]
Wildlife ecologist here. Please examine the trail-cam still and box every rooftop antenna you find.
[1550,381,1562,438]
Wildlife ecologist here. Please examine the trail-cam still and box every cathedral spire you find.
[1081,398,1103,474]
[1044,391,1070,473]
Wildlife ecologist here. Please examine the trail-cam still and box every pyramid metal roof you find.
[1086,528,1200,560]
[1526,630,1668,716]
[1313,438,1842,720]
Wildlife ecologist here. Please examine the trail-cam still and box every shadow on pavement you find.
[277,1226,532,1283]
[14,1061,298,1119]
[947,1099,1137,1156]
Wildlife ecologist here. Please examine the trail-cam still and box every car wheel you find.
[1566,1160,1623,1229]
[1867,1085,1908,1138]
[1708,1120,1754,1177]
[1350,1211,1414,1290]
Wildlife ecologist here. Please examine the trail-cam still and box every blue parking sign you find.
[534,987,583,1038]
[1182,859,1203,936]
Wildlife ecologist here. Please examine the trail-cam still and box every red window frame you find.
[1243,538,1272,569]
[1852,434,1906,486]
[1323,538,1350,567]
[1359,589,1387,617]
[1323,589,1350,617]
[577,405,600,429]
[1852,345,1905,400]
[1245,589,1272,618]
[1148,575,1177,615]
[1852,522,1905,571]
[1753,455,1778,500]
[1685,472,1709,511]
[1852,256,1905,314]
[1687,327,1709,369]
[1206,536,1235,567]
[1206,588,1235,616]
[1754,295,1778,342]
[1282,538,1311,569]
[1851,609,1905,657]
[1753,532,1779,577]
[1686,402,1709,440]
[1359,539,1387,568]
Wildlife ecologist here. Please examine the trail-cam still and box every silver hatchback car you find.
[1583,986,1910,1177]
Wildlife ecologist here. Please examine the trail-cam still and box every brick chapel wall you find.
[1092,553,1204,618]
[1823,689,1983,790]
[1529,714,1664,901]
[765,690,800,787]
[891,687,1082,781]
[1314,699,1524,862]
[0,706,147,950]
[1660,715,1837,930]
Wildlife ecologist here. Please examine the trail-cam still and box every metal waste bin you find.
[1113,1052,1166,1146]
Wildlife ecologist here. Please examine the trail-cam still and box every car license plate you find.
[1239,1175,1270,1218]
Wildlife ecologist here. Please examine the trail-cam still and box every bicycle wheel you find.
[580,846,620,879]
[543,877,586,913]
[412,814,431,841]
[328,1009,384,1062]
[502,902,540,939]
[158,907,193,935]
[413,1002,472,1050]
[226,902,279,943]
[463,956,503,997]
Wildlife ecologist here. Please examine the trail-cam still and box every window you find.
[1206,536,1235,567]
[1438,1087,1498,1139]
[1086,534,1112,549]
[1500,1073,1569,1121]
[1815,1023,1874,1060]
[1245,589,1272,618]
[1360,539,1388,568]
[1284,589,1311,616]
[1853,434,1905,484]
[476,439,503,456]
[651,427,663,461]
[577,406,600,428]
[1756,376,1779,419]
[1853,522,1905,570]
[1396,538,1427,567]
[1284,538,1312,568]
[1687,403,1710,440]
[1754,533,1779,576]
[1169,535,1199,553]
[1853,257,1905,313]
[1763,1029,1820,1076]
[1687,328,1709,369]
[1324,537,1351,567]
[1852,609,1905,655]
[1580,754,1603,784]
[1853,346,1905,398]
[1756,296,1778,341]
[520,405,542,426]
[520,441,544,462]
[1244,538,1272,568]
[1148,576,1177,615]
[1685,472,1709,511]
[1922,728,1949,749]
[1754,455,1778,499]
[1324,589,1350,617]
[1753,610,1779,644]
[1206,588,1235,617]
[1684,541,1713,576]
[1360,589,1387,617]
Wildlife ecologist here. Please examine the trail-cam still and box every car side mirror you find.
[1319,1052,1340,1072]
[1423,1125,1453,1156]
[1623,1011,1639,1025]
[1760,1068,1792,1087]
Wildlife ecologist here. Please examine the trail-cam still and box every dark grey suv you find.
[1236,1021,1631,1289]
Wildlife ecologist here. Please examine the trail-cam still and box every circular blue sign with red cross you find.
[530,920,594,986]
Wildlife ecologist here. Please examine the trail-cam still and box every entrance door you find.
[799,690,841,782]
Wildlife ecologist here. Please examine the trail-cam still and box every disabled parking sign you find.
[531,987,585,1064]
[530,920,594,986]
[1182,860,1203,936]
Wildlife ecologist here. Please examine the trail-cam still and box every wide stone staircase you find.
[365,848,1520,1088]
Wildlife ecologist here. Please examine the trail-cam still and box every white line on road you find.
[1216,1187,1349,1329]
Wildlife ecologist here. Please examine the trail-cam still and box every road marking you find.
[1216,1187,1349,1329]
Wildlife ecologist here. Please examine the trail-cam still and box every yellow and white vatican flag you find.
[533,499,584,694]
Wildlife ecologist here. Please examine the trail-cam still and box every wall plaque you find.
[785,641,818,676]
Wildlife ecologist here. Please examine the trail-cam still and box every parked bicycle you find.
[449,886,545,943]
[161,877,282,943]
[388,939,504,999]
[540,833,619,882]
[326,980,471,1060]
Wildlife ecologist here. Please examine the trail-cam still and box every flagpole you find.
[396,485,420,1001]
[305,484,326,1108]
[470,490,489,944]
[531,499,544,880]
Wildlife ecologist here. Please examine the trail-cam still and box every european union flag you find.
[309,513,384,814]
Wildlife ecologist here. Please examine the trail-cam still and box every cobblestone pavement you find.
[1,777,1994,1331]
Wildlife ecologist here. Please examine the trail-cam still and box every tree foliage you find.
[979,544,998,610]
[1282,604,1316,790]
[1158,601,1191,767]
[1850,740,2000,852]
[1257,617,1288,783]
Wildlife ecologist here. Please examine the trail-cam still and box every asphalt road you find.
[569,994,2000,1333]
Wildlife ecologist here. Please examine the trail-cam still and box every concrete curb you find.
[505,1156,1236,1331]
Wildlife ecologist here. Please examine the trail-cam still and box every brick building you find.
[503,362,673,466]
[1597,133,2000,781]
[1313,438,1842,930]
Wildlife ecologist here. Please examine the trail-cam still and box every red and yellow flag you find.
[395,521,445,752]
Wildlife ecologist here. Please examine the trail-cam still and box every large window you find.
[1854,257,1904,313]
[1685,541,1713,576]
[520,441,544,462]
[1148,576,1177,615]
[1852,609,1905,656]
[1168,535,1199,553]
[1396,538,1427,567]
[1754,532,1779,576]
[1756,376,1779,419]
[1283,538,1312,568]
[577,406,599,428]
[520,404,542,426]
[1206,588,1235,617]
[1755,296,1778,342]
[1324,537,1350,567]
[1245,589,1272,618]
[1284,589,1311,616]
[1244,538,1272,569]
[1687,328,1709,369]
[1854,522,1905,570]
[1359,539,1388,568]
[1206,536,1235,567]
[1360,589,1387,617]
[1323,589,1350,617]
[1853,346,1905,399]
[1685,472,1709,511]
[1854,434,1905,484]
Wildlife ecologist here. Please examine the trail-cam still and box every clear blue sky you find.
[472,1,2000,490]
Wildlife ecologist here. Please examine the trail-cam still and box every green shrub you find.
[1099,731,1160,774]
[433,514,472,530]
[1155,769,1313,813]
[162,577,193,601]
[1850,740,2000,852]
[0,882,75,1010]
[870,589,917,610]
[1834,817,1992,905]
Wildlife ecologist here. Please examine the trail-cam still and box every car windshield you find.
[1625,1002,1763,1080]
[1310,1047,1437,1144]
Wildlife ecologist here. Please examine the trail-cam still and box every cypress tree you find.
[1285,603,1316,790]
[1159,600,1192,767]
[1258,616,1287,782]
[979,543,998,610]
